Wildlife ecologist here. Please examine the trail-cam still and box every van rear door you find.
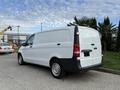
[78,27,102,68]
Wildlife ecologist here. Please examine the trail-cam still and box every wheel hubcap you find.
[52,63,61,76]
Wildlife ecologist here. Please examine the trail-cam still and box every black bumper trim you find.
[79,63,102,70]
[59,58,102,72]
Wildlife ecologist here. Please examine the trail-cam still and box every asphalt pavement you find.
[0,53,120,90]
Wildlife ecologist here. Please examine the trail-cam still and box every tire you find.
[81,70,89,73]
[18,54,25,65]
[50,60,65,79]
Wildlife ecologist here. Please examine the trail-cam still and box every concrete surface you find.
[0,53,120,90]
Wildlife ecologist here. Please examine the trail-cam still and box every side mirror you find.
[22,43,28,46]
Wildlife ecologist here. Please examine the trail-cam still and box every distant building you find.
[3,33,30,45]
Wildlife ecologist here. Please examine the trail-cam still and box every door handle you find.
[91,43,95,46]
[57,43,61,46]
[29,45,32,48]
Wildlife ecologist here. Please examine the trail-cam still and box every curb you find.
[94,67,120,75]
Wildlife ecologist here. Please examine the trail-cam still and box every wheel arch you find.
[18,52,21,57]
[17,52,23,59]
[49,57,60,67]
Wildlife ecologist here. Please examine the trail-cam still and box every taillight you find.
[73,26,80,57]
[73,44,80,57]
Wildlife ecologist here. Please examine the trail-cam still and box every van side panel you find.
[32,29,74,67]
[19,26,102,72]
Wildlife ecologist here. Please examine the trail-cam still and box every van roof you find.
[35,26,96,34]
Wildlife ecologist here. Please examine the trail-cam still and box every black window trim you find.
[26,34,35,45]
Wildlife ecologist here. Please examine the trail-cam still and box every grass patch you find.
[103,51,120,71]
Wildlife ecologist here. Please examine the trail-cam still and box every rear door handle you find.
[81,49,92,52]
[94,47,97,50]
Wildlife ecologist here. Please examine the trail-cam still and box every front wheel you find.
[18,54,25,65]
[50,61,65,79]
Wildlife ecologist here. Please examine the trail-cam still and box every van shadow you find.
[24,63,51,75]
[64,71,100,82]
[0,53,12,55]
[23,63,100,82]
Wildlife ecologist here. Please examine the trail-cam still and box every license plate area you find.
[81,49,92,57]
[84,51,90,57]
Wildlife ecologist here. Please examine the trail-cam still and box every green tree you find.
[68,16,116,51]
[98,16,116,51]
[68,16,97,30]
[90,18,97,30]
[116,21,120,51]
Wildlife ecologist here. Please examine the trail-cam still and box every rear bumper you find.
[60,57,102,72]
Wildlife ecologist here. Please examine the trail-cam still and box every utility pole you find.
[41,23,42,32]
[17,25,20,45]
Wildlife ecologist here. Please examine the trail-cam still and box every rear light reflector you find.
[73,44,80,57]
[73,26,80,57]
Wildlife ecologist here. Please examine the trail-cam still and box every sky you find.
[0,0,120,34]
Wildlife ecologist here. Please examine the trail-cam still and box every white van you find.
[18,26,102,78]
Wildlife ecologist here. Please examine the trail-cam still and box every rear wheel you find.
[81,70,89,73]
[18,54,25,65]
[50,60,65,79]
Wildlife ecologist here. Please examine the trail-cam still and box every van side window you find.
[26,34,35,45]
